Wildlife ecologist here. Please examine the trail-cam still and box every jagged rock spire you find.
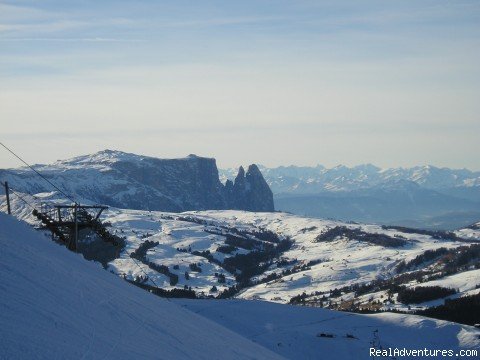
[227,164,274,212]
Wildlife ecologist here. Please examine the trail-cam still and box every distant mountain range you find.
[2,152,478,229]
[0,150,274,213]
[220,164,480,230]
[220,164,480,194]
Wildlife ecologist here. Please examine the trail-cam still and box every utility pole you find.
[74,203,78,252]
[4,182,11,215]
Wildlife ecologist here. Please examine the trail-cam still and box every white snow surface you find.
[455,223,480,241]
[0,213,281,360]
[176,299,480,360]
[1,213,479,360]
[411,269,480,293]
[184,211,477,302]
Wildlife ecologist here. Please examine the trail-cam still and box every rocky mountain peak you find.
[246,164,262,176]
[236,166,245,179]
[226,163,274,212]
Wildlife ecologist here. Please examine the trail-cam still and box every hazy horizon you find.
[1,1,479,170]
[1,146,480,173]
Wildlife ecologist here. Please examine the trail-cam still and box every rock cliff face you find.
[226,165,274,212]
[0,150,274,212]
[111,154,228,211]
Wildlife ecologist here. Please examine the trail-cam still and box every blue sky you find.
[1,1,479,169]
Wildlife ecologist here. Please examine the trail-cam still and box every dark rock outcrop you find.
[227,165,274,212]
[112,154,227,211]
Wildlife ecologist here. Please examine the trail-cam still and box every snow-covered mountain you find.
[0,150,274,212]
[2,212,479,359]
[220,164,480,194]
[219,164,480,229]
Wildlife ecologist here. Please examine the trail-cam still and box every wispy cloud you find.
[159,15,285,28]
[307,3,480,27]
[0,2,137,40]
[0,20,91,33]
[0,2,55,22]
[0,37,147,42]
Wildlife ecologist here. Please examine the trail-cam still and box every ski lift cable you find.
[0,142,77,204]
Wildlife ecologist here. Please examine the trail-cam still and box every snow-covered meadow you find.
[97,209,480,307]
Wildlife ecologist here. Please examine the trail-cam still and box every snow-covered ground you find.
[455,222,480,241]
[1,212,479,359]
[176,299,480,360]
[0,212,280,360]
[411,269,480,293]
[105,209,238,294]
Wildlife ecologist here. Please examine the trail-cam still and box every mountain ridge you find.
[220,163,480,193]
[0,150,274,213]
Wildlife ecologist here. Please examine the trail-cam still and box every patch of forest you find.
[130,240,179,286]
[315,226,407,247]
[382,225,460,241]
[415,293,480,326]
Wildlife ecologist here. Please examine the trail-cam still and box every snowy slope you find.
[0,213,282,360]
[414,269,480,292]
[455,221,480,241]
[83,208,476,307]
[106,209,237,294]
[409,269,480,301]
[177,299,479,359]
[174,211,478,303]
